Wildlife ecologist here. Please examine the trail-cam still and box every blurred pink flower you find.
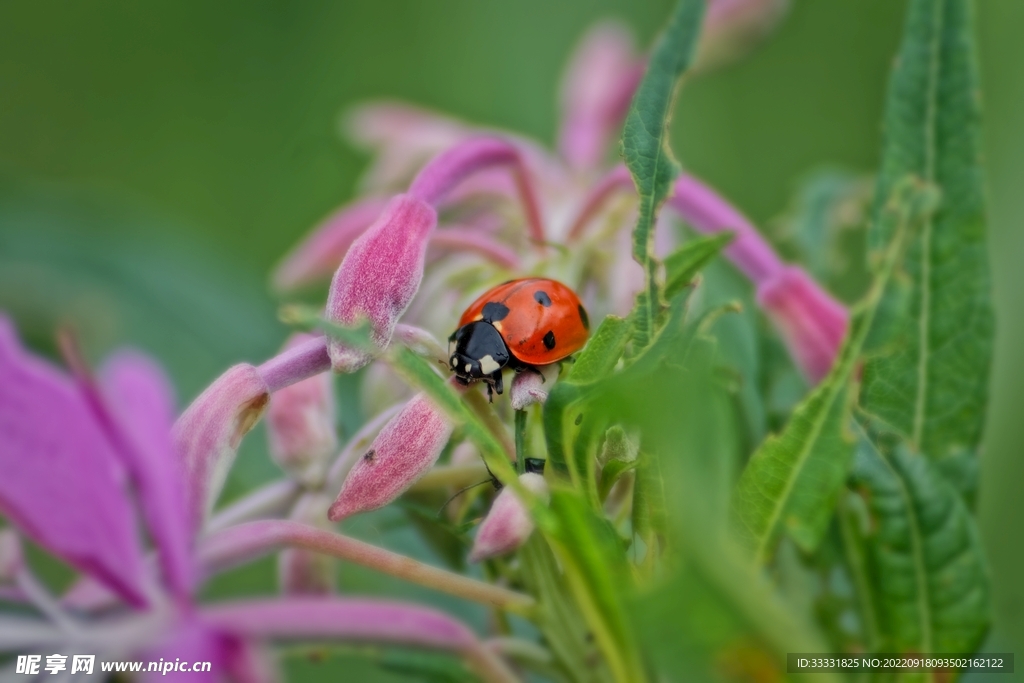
[0,316,511,681]
[470,473,550,562]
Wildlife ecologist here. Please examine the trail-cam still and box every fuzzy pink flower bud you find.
[469,473,549,562]
[266,334,337,486]
[509,371,548,411]
[756,266,849,384]
[278,492,336,596]
[174,364,270,530]
[328,393,453,521]
[325,194,437,373]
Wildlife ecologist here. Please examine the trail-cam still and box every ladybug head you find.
[448,321,510,395]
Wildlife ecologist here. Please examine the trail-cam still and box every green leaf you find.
[621,0,706,348]
[663,232,734,300]
[850,429,990,654]
[598,458,639,502]
[567,315,631,384]
[519,536,610,683]
[732,179,934,563]
[633,531,842,683]
[862,0,994,460]
[544,488,646,683]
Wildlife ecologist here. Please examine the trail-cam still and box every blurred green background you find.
[1,0,1021,674]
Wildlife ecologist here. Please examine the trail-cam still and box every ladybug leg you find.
[491,370,504,396]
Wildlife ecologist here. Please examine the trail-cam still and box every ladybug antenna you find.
[437,479,494,517]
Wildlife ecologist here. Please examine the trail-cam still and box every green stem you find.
[515,410,528,475]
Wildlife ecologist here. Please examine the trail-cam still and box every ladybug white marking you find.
[479,354,501,375]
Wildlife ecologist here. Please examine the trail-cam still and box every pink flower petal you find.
[328,393,453,521]
[99,350,194,599]
[173,365,270,531]
[469,473,548,562]
[272,197,390,293]
[265,335,337,486]
[757,266,849,383]
[558,22,643,170]
[0,316,148,606]
[140,617,238,683]
[325,194,437,373]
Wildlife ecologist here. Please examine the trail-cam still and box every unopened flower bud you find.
[757,266,849,384]
[325,194,437,373]
[598,426,637,466]
[279,492,336,595]
[510,371,548,411]
[328,393,453,520]
[469,473,549,562]
[266,334,337,486]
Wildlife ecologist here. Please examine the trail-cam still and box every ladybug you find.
[448,277,590,397]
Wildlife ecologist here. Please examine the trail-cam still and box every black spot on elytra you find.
[542,330,556,350]
[533,290,552,307]
[363,449,376,462]
[578,304,589,330]
[481,301,510,323]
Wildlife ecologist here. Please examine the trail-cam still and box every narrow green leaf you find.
[631,451,666,562]
[863,0,993,460]
[567,315,631,384]
[518,536,608,683]
[544,488,646,683]
[663,232,734,300]
[850,429,990,654]
[732,179,935,563]
[622,0,706,347]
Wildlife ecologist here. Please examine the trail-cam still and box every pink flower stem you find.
[256,335,331,393]
[566,165,633,242]
[198,520,535,613]
[566,165,786,285]
[203,478,303,535]
[201,598,520,683]
[408,137,546,247]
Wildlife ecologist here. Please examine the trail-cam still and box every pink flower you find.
[470,473,550,562]
[328,393,454,520]
[0,315,510,680]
